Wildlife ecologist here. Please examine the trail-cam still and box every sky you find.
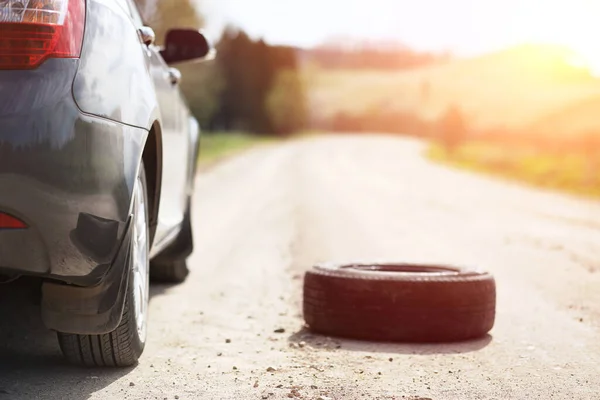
[201,0,600,57]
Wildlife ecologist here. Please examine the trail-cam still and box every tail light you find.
[0,212,27,229]
[0,0,85,70]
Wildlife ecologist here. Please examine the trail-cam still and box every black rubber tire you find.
[149,259,189,283]
[57,166,149,367]
[150,199,193,284]
[57,284,145,367]
[303,263,496,343]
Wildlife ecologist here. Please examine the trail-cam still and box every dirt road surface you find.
[1,135,599,399]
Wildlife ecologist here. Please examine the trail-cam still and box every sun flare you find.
[515,0,600,77]
[566,47,600,77]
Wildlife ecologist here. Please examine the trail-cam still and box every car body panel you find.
[73,0,190,245]
[0,0,203,335]
[185,116,201,197]
[73,0,158,131]
[0,59,147,283]
[147,52,188,243]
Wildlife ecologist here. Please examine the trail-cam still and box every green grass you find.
[428,141,600,199]
[198,132,270,166]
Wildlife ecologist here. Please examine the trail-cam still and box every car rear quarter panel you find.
[73,0,160,131]
[0,59,146,282]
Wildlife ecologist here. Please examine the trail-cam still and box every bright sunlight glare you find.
[516,0,600,76]
[205,0,600,75]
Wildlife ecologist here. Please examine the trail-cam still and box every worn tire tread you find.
[57,289,142,367]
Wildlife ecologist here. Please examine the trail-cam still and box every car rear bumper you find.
[0,59,148,286]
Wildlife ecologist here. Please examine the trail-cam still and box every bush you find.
[438,105,468,153]
[266,69,308,136]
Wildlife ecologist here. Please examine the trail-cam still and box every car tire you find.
[149,258,189,284]
[303,263,496,343]
[57,165,151,367]
[149,198,193,284]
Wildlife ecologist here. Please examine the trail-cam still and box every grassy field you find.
[304,44,600,136]
[428,142,600,199]
[198,132,270,166]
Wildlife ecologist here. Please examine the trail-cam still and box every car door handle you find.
[138,26,156,46]
[167,68,182,85]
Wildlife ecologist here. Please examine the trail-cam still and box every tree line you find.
[178,27,308,137]
[205,29,307,136]
[132,0,307,136]
[301,45,449,70]
[136,0,455,138]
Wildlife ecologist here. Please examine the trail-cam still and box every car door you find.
[124,0,189,245]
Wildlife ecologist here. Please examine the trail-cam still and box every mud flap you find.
[41,217,133,335]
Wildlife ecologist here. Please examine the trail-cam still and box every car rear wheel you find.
[57,165,150,367]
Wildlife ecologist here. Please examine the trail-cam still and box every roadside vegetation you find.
[198,132,270,167]
[135,0,307,169]
[304,45,600,200]
[305,45,600,134]
[141,0,600,198]
[428,141,600,199]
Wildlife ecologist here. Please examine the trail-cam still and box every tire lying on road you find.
[303,263,496,343]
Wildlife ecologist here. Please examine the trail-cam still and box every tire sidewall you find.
[126,164,150,356]
[124,268,146,358]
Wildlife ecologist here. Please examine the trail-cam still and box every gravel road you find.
[0,134,599,400]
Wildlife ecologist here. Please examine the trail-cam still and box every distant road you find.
[1,134,599,399]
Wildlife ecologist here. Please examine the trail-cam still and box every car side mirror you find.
[160,29,214,65]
